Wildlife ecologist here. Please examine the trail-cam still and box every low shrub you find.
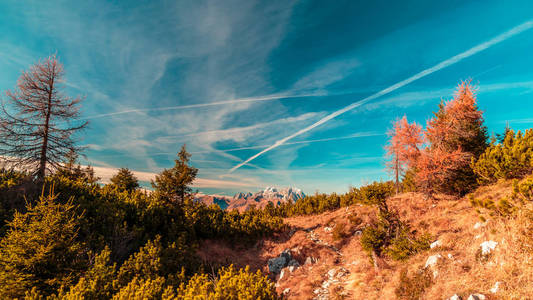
[332,223,347,241]
[395,267,433,300]
[360,210,430,262]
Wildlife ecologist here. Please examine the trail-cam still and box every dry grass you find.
[197,178,533,299]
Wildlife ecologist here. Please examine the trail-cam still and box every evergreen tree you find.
[151,145,198,204]
[472,129,533,183]
[109,168,139,192]
[55,150,99,184]
[0,189,86,298]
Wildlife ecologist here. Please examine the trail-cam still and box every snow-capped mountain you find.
[194,187,305,212]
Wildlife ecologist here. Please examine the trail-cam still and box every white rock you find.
[314,288,321,294]
[322,280,330,288]
[279,269,286,280]
[324,226,333,232]
[447,253,454,259]
[490,281,501,293]
[467,294,486,300]
[448,294,461,300]
[474,234,482,239]
[283,288,291,295]
[289,265,295,272]
[327,268,337,278]
[430,240,442,248]
[480,240,498,255]
[474,222,484,229]
[425,254,442,268]
[432,270,439,278]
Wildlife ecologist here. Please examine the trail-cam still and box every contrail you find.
[229,20,533,173]
[190,131,381,154]
[82,93,323,120]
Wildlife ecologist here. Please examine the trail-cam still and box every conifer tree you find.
[55,150,99,184]
[151,145,198,204]
[109,168,139,192]
[0,55,88,179]
[0,189,86,298]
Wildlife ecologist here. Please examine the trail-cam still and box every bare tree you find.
[0,55,88,179]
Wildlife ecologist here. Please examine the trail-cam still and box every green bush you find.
[472,129,533,184]
[360,210,430,262]
[0,191,86,298]
[172,265,280,300]
[332,223,347,241]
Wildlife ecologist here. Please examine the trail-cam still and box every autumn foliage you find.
[387,81,488,196]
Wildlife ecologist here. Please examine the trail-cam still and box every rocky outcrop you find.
[268,249,299,274]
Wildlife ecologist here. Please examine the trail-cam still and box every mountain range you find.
[194,187,305,212]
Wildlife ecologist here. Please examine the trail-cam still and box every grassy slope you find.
[198,179,533,299]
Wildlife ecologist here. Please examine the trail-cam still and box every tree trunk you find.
[38,76,54,179]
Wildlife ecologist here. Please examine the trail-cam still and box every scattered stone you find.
[448,294,461,300]
[354,230,362,236]
[324,225,333,232]
[480,241,498,255]
[305,257,317,265]
[283,288,291,296]
[289,265,295,272]
[279,269,286,280]
[268,249,294,274]
[425,254,442,268]
[467,294,486,300]
[430,240,442,248]
[474,222,486,229]
[327,268,337,278]
[288,259,300,267]
[288,228,296,237]
[474,234,481,239]
[490,281,501,293]
[447,253,454,259]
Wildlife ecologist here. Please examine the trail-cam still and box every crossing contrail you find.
[229,20,533,173]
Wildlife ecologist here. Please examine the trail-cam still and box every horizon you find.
[1,1,533,195]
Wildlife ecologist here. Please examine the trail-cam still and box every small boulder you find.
[304,256,317,265]
[430,240,442,249]
[490,281,501,293]
[449,294,461,300]
[283,288,291,296]
[480,241,498,255]
[268,249,294,274]
[288,259,300,267]
[279,269,286,280]
[467,294,486,300]
[425,254,442,268]
[474,222,486,229]
[268,256,287,274]
[327,268,337,278]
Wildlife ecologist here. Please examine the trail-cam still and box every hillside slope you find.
[198,179,533,299]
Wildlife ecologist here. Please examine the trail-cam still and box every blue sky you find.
[1,1,533,195]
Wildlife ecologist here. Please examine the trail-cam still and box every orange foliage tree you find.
[386,81,487,196]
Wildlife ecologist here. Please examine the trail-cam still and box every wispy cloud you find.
[81,93,324,121]
[229,20,533,173]
[92,165,258,188]
[190,131,381,154]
